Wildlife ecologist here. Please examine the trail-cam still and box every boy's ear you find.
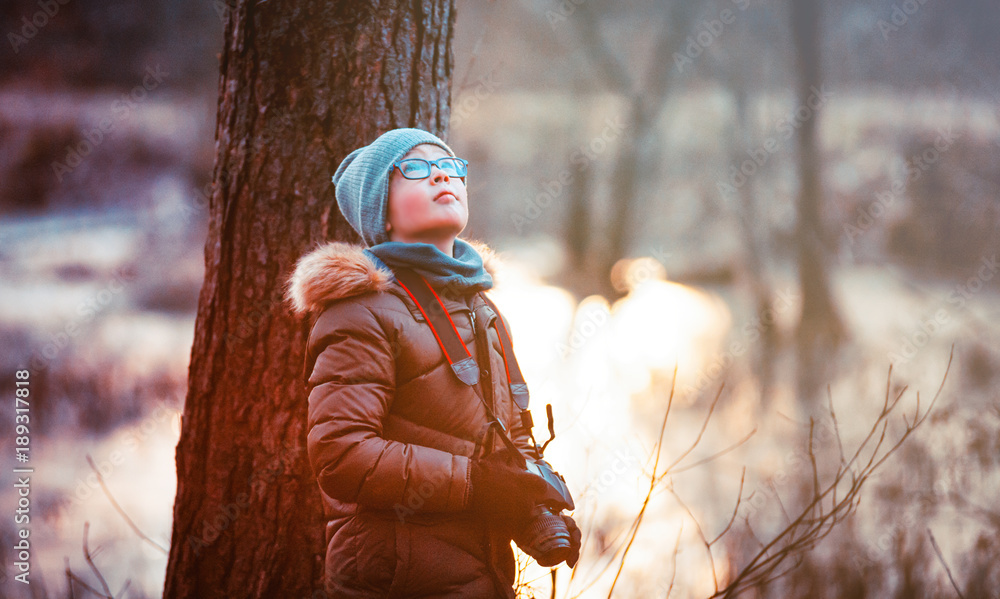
[385,221,392,231]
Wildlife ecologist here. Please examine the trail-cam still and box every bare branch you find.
[667,428,756,476]
[665,524,682,599]
[661,383,725,476]
[607,365,679,598]
[709,354,953,597]
[114,579,133,599]
[83,522,113,598]
[808,419,820,498]
[86,455,169,555]
[826,384,845,466]
[669,487,719,594]
[928,528,966,599]
[711,468,746,546]
[65,557,77,599]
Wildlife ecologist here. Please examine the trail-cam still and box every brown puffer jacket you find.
[287,241,536,599]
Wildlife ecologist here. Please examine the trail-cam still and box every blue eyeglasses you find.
[393,157,468,180]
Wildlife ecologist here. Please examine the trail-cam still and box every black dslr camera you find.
[490,404,576,567]
[516,456,576,567]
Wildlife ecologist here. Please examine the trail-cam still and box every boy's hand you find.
[468,450,547,530]
[562,514,582,568]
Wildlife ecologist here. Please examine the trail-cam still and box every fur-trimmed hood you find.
[285,240,501,316]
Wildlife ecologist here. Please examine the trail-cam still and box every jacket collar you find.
[286,239,501,316]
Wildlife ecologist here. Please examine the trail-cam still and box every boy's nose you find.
[430,168,449,183]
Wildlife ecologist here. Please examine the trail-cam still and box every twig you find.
[66,569,109,598]
[928,528,966,599]
[607,366,679,598]
[666,428,756,476]
[769,480,793,527]
[115,580,133,599]
[807,419,820,498]
[86,455,169,555]
[826,384,845,466]
[65,557,76,599]
[709,349,954,597]
[660,384,725,476]
[710,469,746,545]
[669,487,719,593]
[664,524,682,599]
[83,522,113,598]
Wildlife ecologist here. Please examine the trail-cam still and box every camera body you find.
[515,458,576,567]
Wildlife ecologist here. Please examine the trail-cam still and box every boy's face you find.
[386,143,469,248]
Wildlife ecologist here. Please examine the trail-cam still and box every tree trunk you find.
[595,1,700,299]
[163,2,455,597]
[728,83,779,407]
[790,0,844,407]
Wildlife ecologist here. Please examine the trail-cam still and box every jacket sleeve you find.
[305,299,471,512]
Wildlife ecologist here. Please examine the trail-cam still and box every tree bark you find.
[163,2,455,597]
[790,0,844,407]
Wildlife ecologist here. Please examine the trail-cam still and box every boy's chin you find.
[421,219,467,238]
[396,224,466,245]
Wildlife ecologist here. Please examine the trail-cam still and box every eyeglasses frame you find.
[392,157,469,180]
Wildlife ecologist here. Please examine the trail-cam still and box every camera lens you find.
[519,506,572,567]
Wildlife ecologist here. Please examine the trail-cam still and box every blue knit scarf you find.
[366,239,493,295]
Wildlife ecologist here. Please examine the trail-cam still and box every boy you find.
[287,128,580,598]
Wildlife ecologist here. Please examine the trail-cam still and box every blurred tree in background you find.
[789,0,845,407]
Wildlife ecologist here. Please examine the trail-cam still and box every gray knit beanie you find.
[331,128,456,247]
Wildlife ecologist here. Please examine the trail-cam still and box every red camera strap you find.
[391,269,529,406]
[478,294,531,416]
[392,267,539,456]
[392,268,480,387]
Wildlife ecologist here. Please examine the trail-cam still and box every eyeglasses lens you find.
[398,158,466,179]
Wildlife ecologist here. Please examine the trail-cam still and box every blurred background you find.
[1,0,998,597]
